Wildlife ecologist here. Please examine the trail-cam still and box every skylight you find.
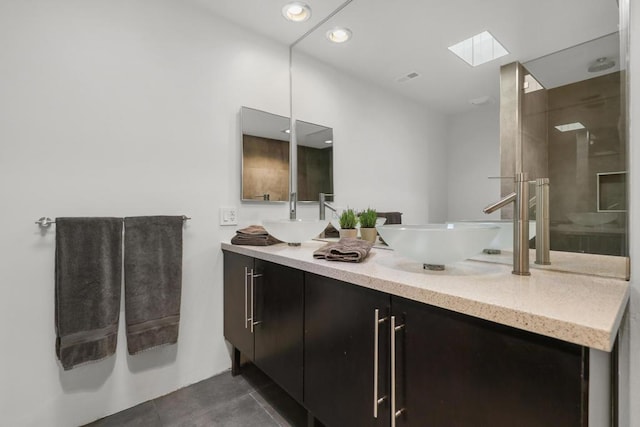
[555,122,586,132]
[448,31,509,67]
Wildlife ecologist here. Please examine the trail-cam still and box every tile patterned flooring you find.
[84,364,310,427]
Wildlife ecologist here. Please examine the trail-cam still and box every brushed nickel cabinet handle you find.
[249,271,263,333]
[374,308,388,418]
[244,267,249,329]
[391,316,406,427]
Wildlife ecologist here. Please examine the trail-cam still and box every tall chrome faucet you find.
[319,193,336,220]
[533,178,551,265]
[483,172,531,276]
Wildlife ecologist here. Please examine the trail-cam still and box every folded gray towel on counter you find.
[55,217,123,370]
[231,225,282,246]
[124,216,183,354]
[313,237,374,263]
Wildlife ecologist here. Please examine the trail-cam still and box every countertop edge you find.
[221,242,629,352]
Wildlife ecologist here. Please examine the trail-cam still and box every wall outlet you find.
[220,207,238,226]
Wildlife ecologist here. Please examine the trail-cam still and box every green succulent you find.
[359,208,377,228]
[339,208,358,229]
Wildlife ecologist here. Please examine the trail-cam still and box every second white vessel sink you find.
[377,223,499,269]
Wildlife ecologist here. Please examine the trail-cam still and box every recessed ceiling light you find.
[282,128,291,134]
[326,27,352,43]
[282,2,311,22]
[324,139,333,144]
[555,122,586,132]
[448,31,508,67]
[588,57,616,73]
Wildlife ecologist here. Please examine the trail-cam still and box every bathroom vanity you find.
[221,241,629,427]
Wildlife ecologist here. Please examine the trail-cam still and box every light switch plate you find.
[220,207,238,226]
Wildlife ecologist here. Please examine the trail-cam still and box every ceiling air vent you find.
[396,72,420,83]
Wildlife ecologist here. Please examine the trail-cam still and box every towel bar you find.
[35,215,191,228]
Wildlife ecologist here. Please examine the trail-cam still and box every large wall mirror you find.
[240,106,334,203]
[290,0,628,275]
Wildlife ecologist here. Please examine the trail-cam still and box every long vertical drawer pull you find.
[250,271,263,333]
[374,309,388,418]
[244,267,249,329]
[391,316,406,427]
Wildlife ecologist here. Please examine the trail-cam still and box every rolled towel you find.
[231,225,282,246]
[55,217,123,370]
[313,237,374,263]
[124,216,183,354]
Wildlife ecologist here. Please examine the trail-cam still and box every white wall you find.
[0,1,293,426]
[0,1,449,426]
[291,52,448,224]
[445,105,501,221]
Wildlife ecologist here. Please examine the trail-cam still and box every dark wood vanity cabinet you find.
[391,296,585,427]
[223,252,254,359]
[223,251,304,401]
[224,252,588,427]
[305,273,391,427]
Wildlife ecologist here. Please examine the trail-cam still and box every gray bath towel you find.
[231,225,282,246]
[124,216,183,354]
[313,237,374,262]
[55,217,123,370]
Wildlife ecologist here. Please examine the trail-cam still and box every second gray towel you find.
[124,216,183,354]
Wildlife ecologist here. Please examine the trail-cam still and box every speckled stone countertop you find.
[221,241,629,352]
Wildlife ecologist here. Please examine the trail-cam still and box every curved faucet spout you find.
[483,192,516,214]
[483,173,530,276]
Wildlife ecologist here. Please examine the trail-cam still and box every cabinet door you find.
[305,273,391,427]
[253,260,304,402]
[223,251,254,359]
[391,296,585,427]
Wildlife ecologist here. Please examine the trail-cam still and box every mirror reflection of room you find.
[295,120,334,202]
[521,32,627,256]
[240,106,334,203]
[241,107,290,202]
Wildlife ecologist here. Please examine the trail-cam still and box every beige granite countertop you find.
[221,241,630,352]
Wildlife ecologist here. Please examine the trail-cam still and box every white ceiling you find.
[195,0,620,114]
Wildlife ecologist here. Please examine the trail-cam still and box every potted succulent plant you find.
[338,208,358,238]
[359,208,378,243]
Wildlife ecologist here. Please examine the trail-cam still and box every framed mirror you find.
[240,106,290,202]
[240,107,335,203]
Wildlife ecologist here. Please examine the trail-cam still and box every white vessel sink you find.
[453,220,536,251]
[262,219,329,246]
[377,223,499,269]
[567,212,617,227]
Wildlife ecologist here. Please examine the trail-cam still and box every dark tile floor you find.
[84,364,309,427]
